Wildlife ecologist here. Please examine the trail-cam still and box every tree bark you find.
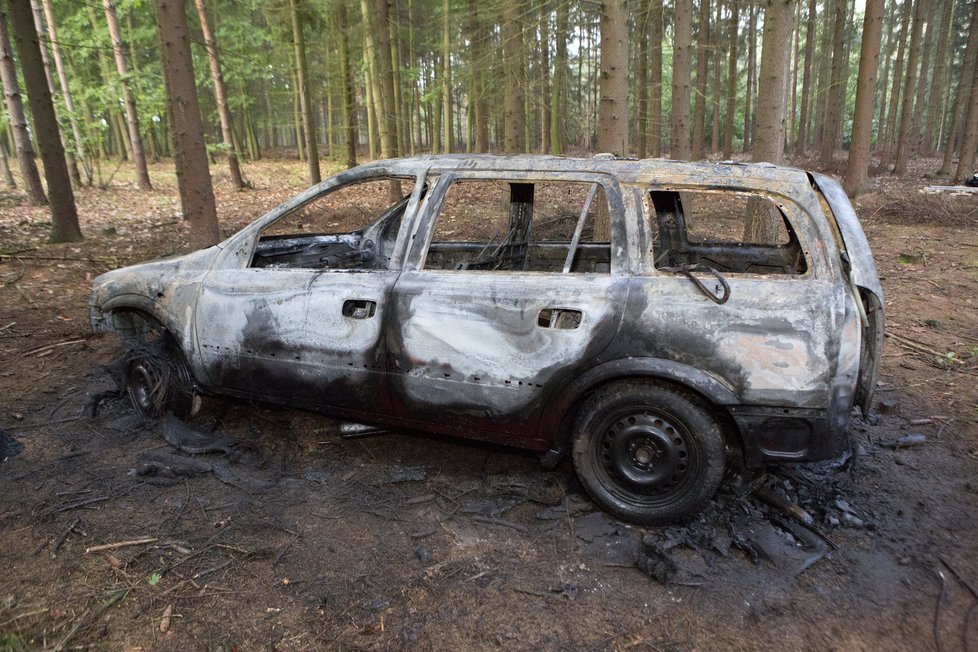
[893,0,923,174]
[711,0,722,154]
[7,0,80,242]
[753,0,797,164]
[940,0,978,175]
[596,0,628,157]
[551,0,568,155]
[289,0,319,183]
[40,0,89,186]
[374,0,398,162]
[955,0,978,181]
[442,0,451,152]
[502,0,523,153]
[671,0,693,159]
[796,0,815,153]
[194,0,245,188]
[103,0,151,190]
[539,0,551,153]
[0,5,44,205]
[153,0,219,248]
[335,0,357,168]
[723,0,739,157]
[743,1,756,152]
[882,0,911,154]
[843,0,884,196]
[647,0,662,156]
[692,0,710,159]
[819,0,848,166]
[634,1,649,157]
[921,0,954,156]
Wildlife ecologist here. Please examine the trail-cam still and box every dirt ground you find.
[1,156,977,651]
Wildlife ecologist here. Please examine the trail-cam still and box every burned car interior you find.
[648,190,808,275]
[423,178,612,274]
[250,177,418,271]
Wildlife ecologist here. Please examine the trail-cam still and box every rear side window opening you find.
[646,189,808,276]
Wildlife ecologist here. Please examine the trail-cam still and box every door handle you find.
[343,299,377,319]
[537,308,582,329]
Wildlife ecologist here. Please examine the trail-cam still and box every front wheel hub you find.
[601,412,690,492]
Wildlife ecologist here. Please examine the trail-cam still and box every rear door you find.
[387,171,629,446]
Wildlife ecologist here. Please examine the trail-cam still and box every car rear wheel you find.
[124,335,196,418]
[571,380,725,525]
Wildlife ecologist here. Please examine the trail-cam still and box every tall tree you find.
[442,0,451,152]
[635,0,650,157]
[40,0,90,186]
[0,6,44,205]
[796,0,816,153]
[921,0,954,156]
[539,0,551,153]
[819,0,849,166]
[335,0,357,168]
[753,0,797,164]
[374,0,399,161]
[743,2,756,152]
[843,0,884,196]
[955,0,978,181]
[940,0,978,175]
[153,0,219,248]
[7,0,80,242]
[893,0,923,174]
[103,0,151,190]
[724,0,739,157]
[691,0,710,158]
[550,0,568,155]
[649,0,663,156]
[194,0,245,188]
[289,0,319,183]
[597,0,628,156]
[501,0,523,153]
[671,0,693,159]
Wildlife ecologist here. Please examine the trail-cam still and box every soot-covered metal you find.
[89,155,884,525]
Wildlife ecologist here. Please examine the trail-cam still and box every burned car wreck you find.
[90,155,884,525]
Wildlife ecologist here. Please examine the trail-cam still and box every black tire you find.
[124,335,196,418]
[571,380,726,525]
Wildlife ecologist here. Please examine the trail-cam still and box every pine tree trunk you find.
[796,0,815,154]
[442,0,451,153]
[40,0,90,185]
[634,1,649,158]
[550,0,568,155]
[671,0,693,159]
[0,6,45,205]
[883,0,911,154]
[539,0,551,154]
[893,0,923,174]
[711,0,722,154]
[596,0,628,157]
[753,0,797,164]
[0,133,15,189]
[940,0,978,175]
[103,0,151,190]
[723,0,738,157]
[290,0,320,183]
[922,0,954,156]
[843,0,884,196]
[7,0,80,241]
[649,0,663,156]
[955,0,978,180]
[374,0,399,163]
[743,2,756,152]
[153,0,219,248]
[335,0,357,168]
[874,0,894,153]
[819,0,848,166]
[502,0,523,153]
[691,0,710,159]
[194,0,245,188]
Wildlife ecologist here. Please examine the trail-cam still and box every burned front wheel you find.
[571,381,725,525]
[124,336,197,418]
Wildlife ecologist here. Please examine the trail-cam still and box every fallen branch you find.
[85,537,158,554]
[885,332,964,365]
[44,495,109,516]
[53,517,81,553]
[54,589,128,651]
[22,339,86,357]
[472,515,529,534]
[935,569,947,652]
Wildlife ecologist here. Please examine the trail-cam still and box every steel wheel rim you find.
[593,408,698,505]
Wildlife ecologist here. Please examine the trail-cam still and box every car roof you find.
[355,154,815,195]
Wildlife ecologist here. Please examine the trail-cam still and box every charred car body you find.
[90,155,884,524]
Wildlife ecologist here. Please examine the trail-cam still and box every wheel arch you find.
[540,358,746,463]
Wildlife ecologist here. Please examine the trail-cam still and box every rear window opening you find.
[647,190,808,275]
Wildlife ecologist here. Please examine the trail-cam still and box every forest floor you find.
[0,155,977,650]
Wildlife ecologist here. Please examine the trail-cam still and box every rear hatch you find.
[811,174,885,415]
